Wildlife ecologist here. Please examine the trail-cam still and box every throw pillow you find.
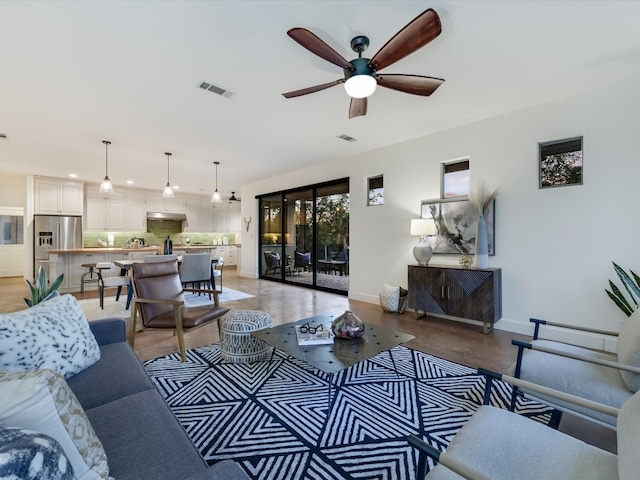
[0,369,110,480]
[0,293,100,378]
[0,425,75,480]
[379,284,401,313]
[617,310,640,391]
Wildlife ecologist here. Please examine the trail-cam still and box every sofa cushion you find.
[0,425,75,480]
[85,389,206,480]
[617,310,640,391]
[0,369,110,479]
[0,294,100,378]
[67,342,155,411]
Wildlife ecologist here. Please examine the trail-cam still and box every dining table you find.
[114,256,220,310]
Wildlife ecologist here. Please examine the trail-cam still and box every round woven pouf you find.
[220,310,273,363]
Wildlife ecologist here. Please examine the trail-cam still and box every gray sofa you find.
[67,317,249,480]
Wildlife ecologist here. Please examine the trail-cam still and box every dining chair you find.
[95,261,131,309]
[212,257,224,292]
[144,254,178,263]
[179,253,213,299]
[129,260,229,362]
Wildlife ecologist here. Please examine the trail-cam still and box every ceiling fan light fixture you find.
[162,152,174,198]
[211,161,222,203]
[344,74,377,98]
[99,140,114,194]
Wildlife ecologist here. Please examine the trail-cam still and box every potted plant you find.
[606,261,640,316]
[24,266,64,307]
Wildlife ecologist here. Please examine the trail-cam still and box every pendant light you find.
[98,140,113,193]
[211,161,222,203]
[162,152,174,198]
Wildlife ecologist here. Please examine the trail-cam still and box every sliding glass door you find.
[258,178,349,294]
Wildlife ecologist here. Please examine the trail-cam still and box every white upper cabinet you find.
[35,178,84,215]
[146,192,185,213]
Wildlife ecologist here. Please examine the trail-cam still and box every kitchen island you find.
[47,245,240,293]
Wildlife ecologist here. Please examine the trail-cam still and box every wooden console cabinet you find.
[408,264,502,334]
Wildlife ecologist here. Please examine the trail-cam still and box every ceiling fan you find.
[228,192,240,203]
[282,8,444,119]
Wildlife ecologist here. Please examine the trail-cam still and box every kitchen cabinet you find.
[212,205,241,232]
[211,245,237,266]
[126,201,146,232]
[35,178,84,215]
[200,203,215,232]
[146,192,185,213]
[408,264,502,334]
[184,196,201,232]
[85,193,126,231]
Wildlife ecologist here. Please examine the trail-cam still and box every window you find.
[539,137,583,188]
[367,175,383,206]
[442,159,470,198]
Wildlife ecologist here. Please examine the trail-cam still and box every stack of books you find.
[295,326,334,345]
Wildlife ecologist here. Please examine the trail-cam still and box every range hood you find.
[146,211,187,221]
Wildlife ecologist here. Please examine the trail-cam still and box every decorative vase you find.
[473,213,489,269]
[331,310,365,339]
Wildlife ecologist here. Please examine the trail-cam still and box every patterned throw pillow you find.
[0,369,110,480]
[0,293,100,378]
[0,425,75,480]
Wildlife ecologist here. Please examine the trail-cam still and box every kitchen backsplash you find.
[84,229,240,248]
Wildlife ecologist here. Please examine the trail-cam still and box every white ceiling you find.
[2,0,640,198]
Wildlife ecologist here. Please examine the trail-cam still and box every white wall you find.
[241,73,640,349]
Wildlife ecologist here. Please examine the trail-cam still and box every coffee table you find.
[252,313,415,375]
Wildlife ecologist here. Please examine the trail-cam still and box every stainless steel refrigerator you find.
[34,215,83,276]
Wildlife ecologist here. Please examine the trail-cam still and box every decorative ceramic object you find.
[469,182,498,270]
[474,214,489,269]
[331,310,365,339]
[459,254,473,269]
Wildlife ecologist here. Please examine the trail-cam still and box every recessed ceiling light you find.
[126,180,134,185]
[69,173,78,178]
[174,186,180,190]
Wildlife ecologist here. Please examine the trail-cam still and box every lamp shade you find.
[411,219,436,236]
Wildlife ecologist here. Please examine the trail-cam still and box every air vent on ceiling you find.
[199,81,235,99]
[336,134,357,143]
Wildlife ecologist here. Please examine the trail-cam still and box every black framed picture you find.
[420,197,495,255]
[539,136,583,188]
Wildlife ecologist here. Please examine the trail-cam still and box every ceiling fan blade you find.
[282,79,344,98]
[287,28,353,70]
[369,8,442,71]
[349,97,367,119]
[377,74,444,96]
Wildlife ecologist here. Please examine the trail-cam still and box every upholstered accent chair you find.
[409,369,639,480]
[509,314,640,428]
[129,260,229,362]
[263,251,281,276]
[294,250,311,274]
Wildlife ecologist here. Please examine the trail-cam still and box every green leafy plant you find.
[23,266,64,307]
[606,262,640,317]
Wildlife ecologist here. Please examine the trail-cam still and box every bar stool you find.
[80,263,101,293]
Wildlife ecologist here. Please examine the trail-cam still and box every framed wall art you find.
[420,197,495,255]
[539,136,583,189]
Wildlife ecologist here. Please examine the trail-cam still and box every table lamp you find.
[411,219,436,266]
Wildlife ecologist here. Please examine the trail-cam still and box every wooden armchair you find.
[409,369,638,479]
[128,260,229,362]
[508,315,640,428]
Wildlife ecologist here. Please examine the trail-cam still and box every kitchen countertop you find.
[48,247,162,254]
[48,244,241,254]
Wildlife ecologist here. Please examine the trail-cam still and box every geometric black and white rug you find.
[144,344,553,480]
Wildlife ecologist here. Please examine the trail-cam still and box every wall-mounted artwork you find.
[421,198,495,255]
[539,136,583,188]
